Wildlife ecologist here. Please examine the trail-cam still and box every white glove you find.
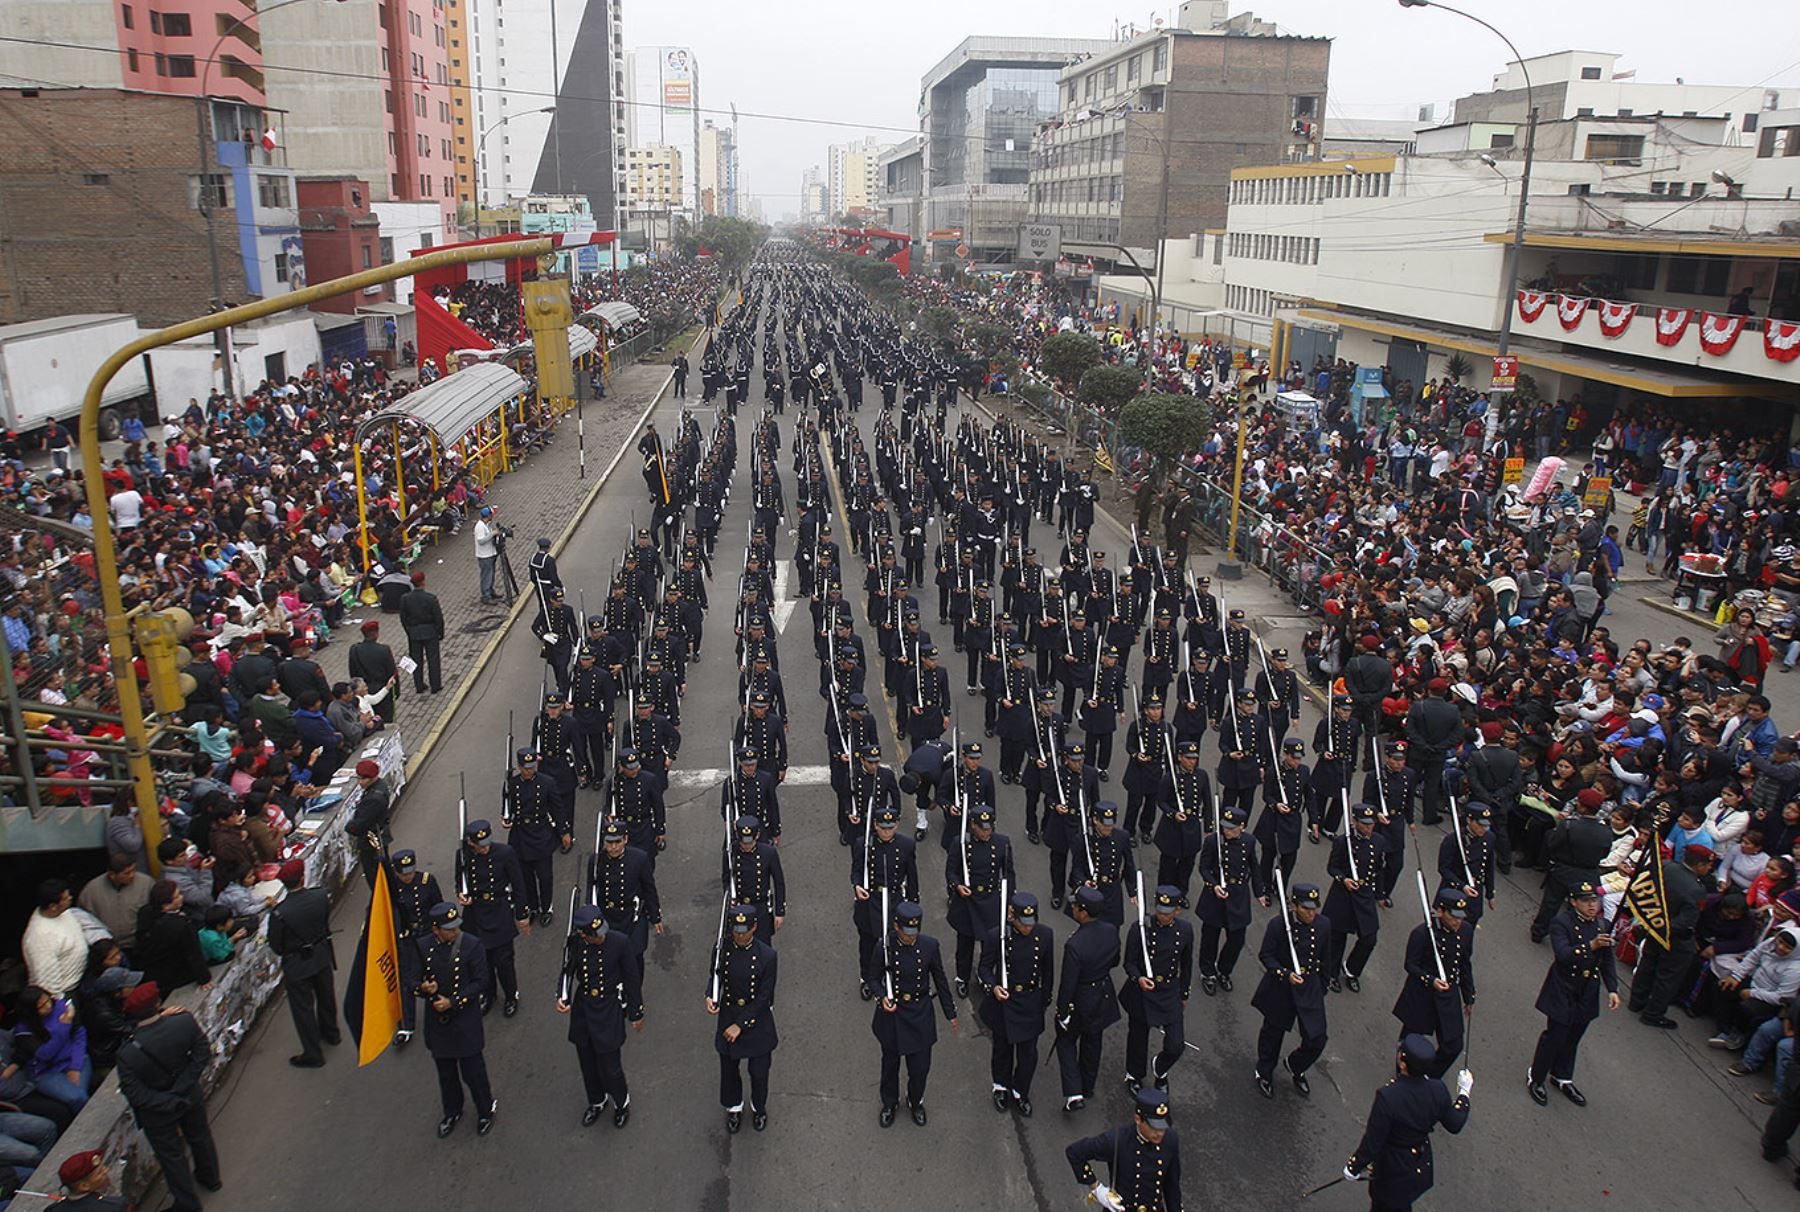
[1090,1183,1124,1212]
[1343,1165,1366,1183]
[1456,1069,1474,1098]
[542,633,560,646]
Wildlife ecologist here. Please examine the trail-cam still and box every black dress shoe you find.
[752,1110,768,1132]
[503,998,520,1017]
[1344,973,1361,993]
[1527,1074,1548,1106]
[477,1104,497,1135]
[614,1100,632,1128]
[992,1088,1010,1112]
[1218,973,1234,993]
[1255,1073,1275,1100]
[879,1105,895,1127]
[910,1103,927,1126]
[1285,1056,1310,1098]
[860,981,874,1002]
[1377,898,1393,910]
[1097,771,1109,782]
[1639,1014,1678,1030]
[1125,1074,1142,1095]
[914,827,929,841]
[438,1114,461,1138]
[1051,894,1064,911]
[322,1034,342,1047]
[1200,974,1218,996]
[1015,1096,1032,1117]
[1555,1080,1587,1107]
[955,978,969,999]
[1027,830,1041,845]
[289,1055,325,1068]
[540,908,554,927]
[197,1177,223,1194]
[582,1103,607,1127]
[727,1111,743,1134]
[1327,978,1342,994]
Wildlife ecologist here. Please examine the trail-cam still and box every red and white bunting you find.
[546,232,612,249]
[1595,301,1633,338]
[1697,312,1747,356]
[1655,307,1692,347]
[1516,289,1548,322]
[1766,319,1800,364]
[1556,294,1589,330]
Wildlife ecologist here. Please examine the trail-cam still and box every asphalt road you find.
[199,290,1797,1212]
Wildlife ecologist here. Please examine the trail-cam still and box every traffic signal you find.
[133,607,197,715]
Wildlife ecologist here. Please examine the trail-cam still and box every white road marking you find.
[772,560,797,633]
[669,764,834,789]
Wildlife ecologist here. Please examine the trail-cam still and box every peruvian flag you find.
[1516,289,1548,322]
[261,127,278,152]
[1698,312,1747,356]
[1595,301,1634,339]
[1764,319,1800,363]
[1655,307,1692,346]
[1556,295,1590,330]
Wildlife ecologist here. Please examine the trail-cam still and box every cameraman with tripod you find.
[474,506,520,606]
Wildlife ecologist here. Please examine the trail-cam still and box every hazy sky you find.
[625,0,1799,221]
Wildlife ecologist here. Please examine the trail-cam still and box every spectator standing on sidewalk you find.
[401,571,445,694]
[115,985,221,1212]
[474,506,501,604]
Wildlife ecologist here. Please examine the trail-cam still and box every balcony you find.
[1512,290,1800,390]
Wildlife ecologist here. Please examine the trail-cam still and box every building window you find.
[1103,66,1117,92]
[166,54,195,77]
[1584,134,1645,162]
[444,176,453,197]
[161,11,191,36]
[1580,66,1603,80]
[126,49,139,71]
[388,132,397,154]
[1153,40,1168,73]
[385,89,394,113]
[1617,108,1633,118]
[1744,113,1760,133]
[122,5,133,28]
[1575,107,1595,117]
[191,173,230,210]
[392,172,402,195]
[1128,54,1141,84]
[81,173,110,186]
[418,132,429,156]
[409,10,422,36]
[363,245,375,269]
[255,174,291,209]
[414,93,426,117]
[149,10,160,33]
[381,48,390,71]
[274,252,290,283]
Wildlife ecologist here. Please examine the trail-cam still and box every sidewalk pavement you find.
[311,357,679,744]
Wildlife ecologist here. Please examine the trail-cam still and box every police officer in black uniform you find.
[724,815,786,938]
[1065,1087,1184,1212]
[980,890,1054,1116]
[1393,888,1477,1078]
[389,849,442,1046]
[946,805,1014,999]
[1055,885,1122,1112]
[556,904,645,1128]
[1344,1034,1473,1210]
[865,899,959,1127]
[1327,803,1389,994]
[504,749,571,926]
[587,819,663,981]
[707,904,779,1134]
[1122,885,1194,1092]
[1252,881,1330,1101]
[1196,805,1269,996]
[1528,879,1619,1107]
[455,819,530,1017]
[852,804,919,997]
[417,902,496,1138]
[266,861,338,1067]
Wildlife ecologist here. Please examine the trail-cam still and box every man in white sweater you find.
[21,879,89,997]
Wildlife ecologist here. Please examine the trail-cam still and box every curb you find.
[401,322,710,780]
[1637,593,1720,632]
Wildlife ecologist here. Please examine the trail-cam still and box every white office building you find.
[624,46,701,218]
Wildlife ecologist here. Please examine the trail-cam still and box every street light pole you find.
[475,107,558,239]
[1398,0,1536,445]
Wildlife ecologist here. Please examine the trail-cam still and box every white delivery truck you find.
[0,313,153,442]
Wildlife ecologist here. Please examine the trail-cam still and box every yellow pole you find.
[392,421,408,550]
[353,439,372,573]
[79,238,557,832]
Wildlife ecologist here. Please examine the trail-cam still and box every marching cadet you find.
[980,891,1055,1117]
[587,820,663,981]
[1527,879,1619,1108]
[724,816,787,937]
[1055,886,1122,1113]
[623,696,680,795]
[556,904,645,1129]
[1393,888,1477,1078]
[840,733,898,845]
[707,905,780,1134]
[1343,1035,1473,1209]
[1196,806,1269,995]
[1253,646,1301,747]
[1140,608,1179,701]
[1154,740,1210,899]
[903,644,953,754]
[1022,688,1069,845]
[1080,644,1126,777]
[1438,803,1498,927]
[417,902,496,1138]
[1252,882,1331,1101]
[533,586,578,697]
[993,644,1038,785]
[1364,740,1416,906]
[1065,1087,1184,1212]
[1327,804,1389,994]
[607,750,667,869]
[533,693,580,830]
[1310,694,1362,843]
[503,749,571,926]
[1122,886,1195,1092]
[1187,574,1222,658]
[1034,580,1069,684]
[389,849,442,1046]
[946,806,1015,999]
[1216,688,1265,813]
[865,900,960,1127]
[1257,737,1310,889]
[1045,742,1102,912]
[639,651,682,729]
[528,537,562,624]
[734,691,789,784]
[1222,608,1252,690]
[456,818,531,1017]
[568,647,616,790]
[1071,801,1138,928]
[1057,611,1097,722]
[723,748,784,842]
[964,580,995,694]
[740,649,789,723]
[936,740,996,857]
[852,804,920,997]
[1123,691,1171,843]
[1172,647,1218,755]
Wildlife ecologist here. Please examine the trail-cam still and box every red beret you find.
[122,981,160,1018]
[58,1149,103,1187]
[1684,843,1715,863]
[410,571,426,585]
[278,859,307,886]
[1480,720,1504,742]
[1427,677,1449,693]
[1575,788,1606,810]
[355,759,381,779]
[360,620,380,633]
[1360,635,1381,651]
